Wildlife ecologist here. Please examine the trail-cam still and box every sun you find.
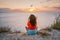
[29,8,35,12]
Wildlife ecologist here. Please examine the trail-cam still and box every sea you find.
[0,11,60,32]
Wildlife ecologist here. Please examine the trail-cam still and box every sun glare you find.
[29,8,35,12]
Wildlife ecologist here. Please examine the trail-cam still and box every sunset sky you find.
[0,0,60,12]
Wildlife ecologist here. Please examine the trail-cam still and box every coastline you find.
[0,28,60,40]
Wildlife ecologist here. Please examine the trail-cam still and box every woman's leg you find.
[27,30,38,35]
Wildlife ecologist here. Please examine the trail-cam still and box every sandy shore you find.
[0,29,60,40]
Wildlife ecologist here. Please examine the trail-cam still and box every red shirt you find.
[27,21,37,30]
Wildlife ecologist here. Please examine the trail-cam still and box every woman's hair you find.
[29,14,37,26]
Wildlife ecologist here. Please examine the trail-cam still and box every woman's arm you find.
[25,26,29,31]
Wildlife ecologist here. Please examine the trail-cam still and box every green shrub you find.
[52,21,60,30]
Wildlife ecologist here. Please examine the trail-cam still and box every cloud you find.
[0,0,60,8]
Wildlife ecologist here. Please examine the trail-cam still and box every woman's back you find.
[27,21,37,30]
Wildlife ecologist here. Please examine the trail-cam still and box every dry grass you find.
[0,27,11,33]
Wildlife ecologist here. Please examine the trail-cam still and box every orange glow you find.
[4,7,60,12]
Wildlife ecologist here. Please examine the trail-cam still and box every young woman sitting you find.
[25,14,38,35]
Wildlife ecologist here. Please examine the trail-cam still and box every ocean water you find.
[0,12,60,32]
